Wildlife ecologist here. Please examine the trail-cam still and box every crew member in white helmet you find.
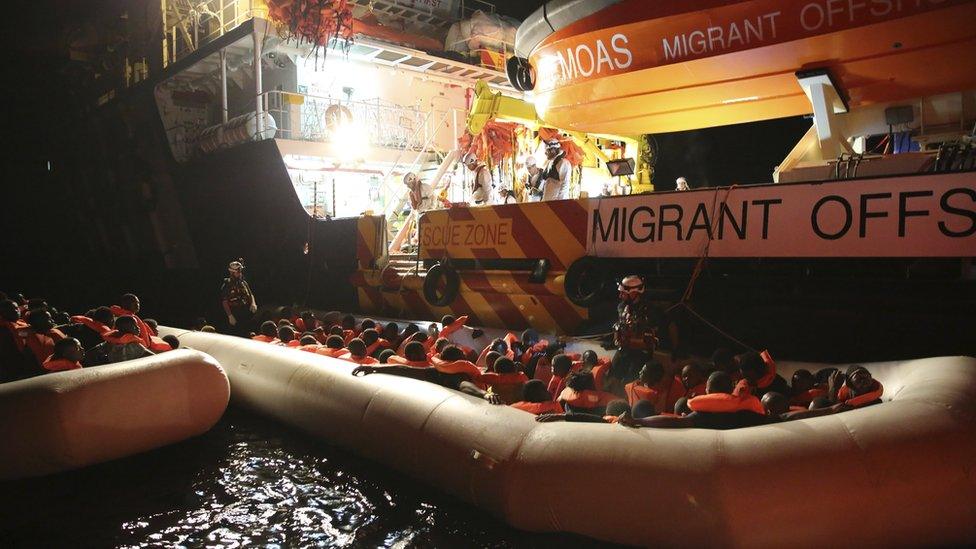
[463,153,492,205]
[675,177,690,191]
[403,171,435,212]
[521,156,543,202]
[541,138,571,201]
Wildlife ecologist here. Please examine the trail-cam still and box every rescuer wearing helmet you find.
[221,260,257,336]
[541,138,571,201]
[521,156,543,202]
[463,153,492,205]
[614,275,660,354]
[403,171,435,212]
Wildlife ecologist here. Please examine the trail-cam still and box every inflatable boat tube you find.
[0,349,230,480]
[162,328,976,547]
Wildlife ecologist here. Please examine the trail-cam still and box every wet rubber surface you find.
[0,407,615,548]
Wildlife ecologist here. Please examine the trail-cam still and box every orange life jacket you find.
[429,355,482,379]
[25,328,66,364]
[0,318,29,352]
[511,400,564,415]
[285,340,301,348]
[666,377,706,412]
[533,357,553,386]
[338,352,379,365]
[438,315,468,339]
[624,381,662,408]
[547,374,566,399]
[558,387,618,410]
[688,392,765,415]
[480,372,529,386]
[42,357,82,372]
[298,344,322,353]
[790,388,827,407]
[102,331,143,345]
[342,329,357,344]
[70,315,111,336]
[387,355,431,368]
[591,362,610,391]
[110,306,154,347]
[837,381,884,407]
[520,339,549,365]
[148,336,172,352]
[315,347,345,358]
[252,334,275,343]
[365,338,391,356]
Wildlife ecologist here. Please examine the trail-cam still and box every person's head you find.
[494,357,516,374]
[522,379,551,403]
[378,349,396,364]
[706,371,734,395]
[402,171,420,188]
[675,176,690,191]
[360,328,379,346]
[409,332,429,345]
[638,361,665,385]
[277,325,295,343]
[347,338,367,358]
[674,397,692,415]
[711,347,736,374]
[632,399,657,419]
[300,310,316,325]
[404,341,426,362]
[0,299,19,322]
[382,322,399,341]
[484,350,501,371]
[566,371,595,392]
[228,260,244,279]
[434,337,450,354]
[26,309,55,332]
[120,293,141,313]
[162,334,180,349]
[201,325,217,333]
[12,293,25,305]
[277,319,292,328]
[27,298,49,312]
[846,365,876,393]
[360,318,376,331]
[544,138,562,160]
[92,306,114,325]
[489,338,508,355]
[551,354,573,377]
[618,275,645,302]
[116,315,140,336]
[259,321,277,338]
[791,369,815,394]
[581,350,598,368]
[299,335,317,345]
[329,325,344,336]
[524,156,539,174]
[681,363,705,389]
[53,337,84,362]
[761,392,789,417]
[462,153,479,171]
[279,306,294,320]
[815,367,838,386]
[440,345,464,361]
[402,323,419,339]
[341,314,356,329]
[326,335,344,349]
[605,399,630,417]
[143,318,158,332]
[737,352,767,383]
[520,328,540,345]
[440,314,456,328]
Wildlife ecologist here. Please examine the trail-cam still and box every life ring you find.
[506,56,535,92]
[423,263,461,307]
[564,256,608,307]
[324,104,353,133]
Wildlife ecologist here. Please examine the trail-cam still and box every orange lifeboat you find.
[514,0,976,135]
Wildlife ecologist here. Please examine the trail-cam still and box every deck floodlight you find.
[607,158,636,177]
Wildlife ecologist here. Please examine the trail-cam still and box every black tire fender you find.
[423,263,461,307]
[563,256,608,307]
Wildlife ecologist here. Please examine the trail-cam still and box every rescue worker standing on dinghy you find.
[613,275,660,353]
[221,260,257,337]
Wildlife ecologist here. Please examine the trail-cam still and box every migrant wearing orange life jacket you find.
[0,318,29,352]
[102,330,143,346]
[547,373,567,401]
[387,355,431,368]
[338,351,379,365]
[42,356,82,372]
[476,342,515,368]
[734,350,778,397]
[479,371,529,404]
[109,305,155,347]
[836,380,884,408]
[437,315,468,340]
[252,334,276,343]
[665,377,706,414]
[533,356,553,386]
[430,355,483,386]
[591,359,611,391]
[25,328,66,365]
[342,329,358,344]
[365,338,391,357]
[70,315,111,337]
[511,400,563,415]
[520,339,550,365]
[558,386,618,412]
[624,380,664,409]
[688,392,766,415]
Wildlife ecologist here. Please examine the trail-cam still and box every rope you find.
[673,302,756,353]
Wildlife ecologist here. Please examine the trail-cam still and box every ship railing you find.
[162,0,263,67]
[260,90,439,151]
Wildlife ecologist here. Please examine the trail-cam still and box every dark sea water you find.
[0,408,615,548]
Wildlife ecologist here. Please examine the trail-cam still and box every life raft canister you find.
[564,256,609,307]
[423,262,461,307]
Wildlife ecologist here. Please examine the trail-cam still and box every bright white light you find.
[333,120,369,163]
[722,96,760,104]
